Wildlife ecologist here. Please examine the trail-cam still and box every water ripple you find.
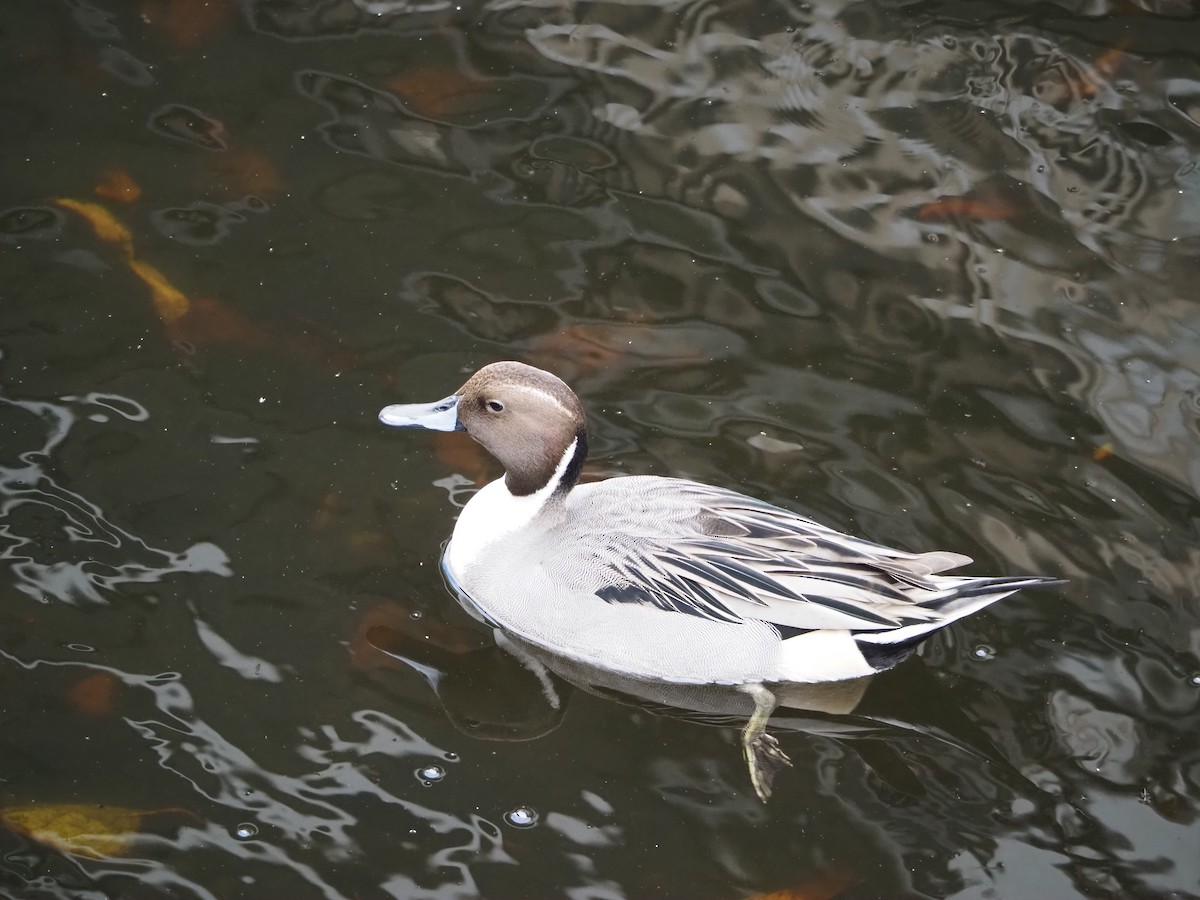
[0,392,231,606]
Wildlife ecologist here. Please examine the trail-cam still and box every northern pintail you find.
[380,361,1060,799]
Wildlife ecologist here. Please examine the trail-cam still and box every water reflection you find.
[0,390,231,605]
[353,599,572,741]
[2,0,1198,895]
[364,609,1051,803]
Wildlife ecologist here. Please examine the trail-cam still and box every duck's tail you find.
[855,575,1063,649]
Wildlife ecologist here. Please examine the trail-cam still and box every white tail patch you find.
[776,629,875,683]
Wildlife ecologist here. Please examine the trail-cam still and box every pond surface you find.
[2,0,1199,897]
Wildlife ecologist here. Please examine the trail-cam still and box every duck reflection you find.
[351,600,571,742]
[356,600,1028,802]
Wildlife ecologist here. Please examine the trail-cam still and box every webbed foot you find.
[739,683,792,802]
[743,728,793,802]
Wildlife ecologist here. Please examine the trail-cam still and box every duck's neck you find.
[554,429,588,497]
[505,429,587,499]
[444,433,586,580]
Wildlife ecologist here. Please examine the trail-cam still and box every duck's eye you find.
[486,399,504,413]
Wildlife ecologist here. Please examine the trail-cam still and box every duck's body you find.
[380,361,1060,799]
[444,471,1047,687]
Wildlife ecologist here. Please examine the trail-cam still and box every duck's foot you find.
[744,729,793,802]
[738,683,792,802]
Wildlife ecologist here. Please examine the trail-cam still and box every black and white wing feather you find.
[589,482,1056,641]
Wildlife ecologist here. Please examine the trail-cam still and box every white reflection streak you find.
[0,393,233,605]
[381,813,514,900]
[0,650,489,898]
[125,681,365,857]
[296,712,527,899]
[303,709,448,762]
[60,392,151,422]
[126,680,484,861]
[67,847,223,900]
[351,0,450,14]
[142,825,350,900]
[193,614,285,683]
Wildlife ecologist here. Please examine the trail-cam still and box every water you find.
[1,0,1198,897]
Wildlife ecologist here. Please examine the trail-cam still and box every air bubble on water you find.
[504,806,538,828]
[234,823,259,840]
[972,644,995,661]
[1189,672,1200,686]
[416,765,445,785]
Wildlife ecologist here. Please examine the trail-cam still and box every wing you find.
[587,482,985,634]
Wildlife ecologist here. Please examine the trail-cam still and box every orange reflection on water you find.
[141,0,239,51]
[350,600,485,674]
[433,432,494,486]
[741,867,860,900]
[917,195,1018,221]
[203,147,284,200]
[56,197,191,322]
[94,169,142,203]
[66,671,121,717]
[54,198,342,354]
[166,296,266,345]
[128,258,190,322]
[1078,43,1129,98]
[55,197,133,245]
[385,66,493,119]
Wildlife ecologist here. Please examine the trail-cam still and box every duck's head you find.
[379,361,589,497]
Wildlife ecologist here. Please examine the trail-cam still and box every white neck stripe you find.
[444,438,578,580]
[519,436,577,500]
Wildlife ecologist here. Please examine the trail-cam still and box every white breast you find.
[444,439,578,582]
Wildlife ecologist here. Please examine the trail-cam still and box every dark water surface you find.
[2,0,1199,897]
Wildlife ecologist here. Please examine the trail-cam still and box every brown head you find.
[380,361,589,496]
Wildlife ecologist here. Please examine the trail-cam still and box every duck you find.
[379,361,1060,800]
